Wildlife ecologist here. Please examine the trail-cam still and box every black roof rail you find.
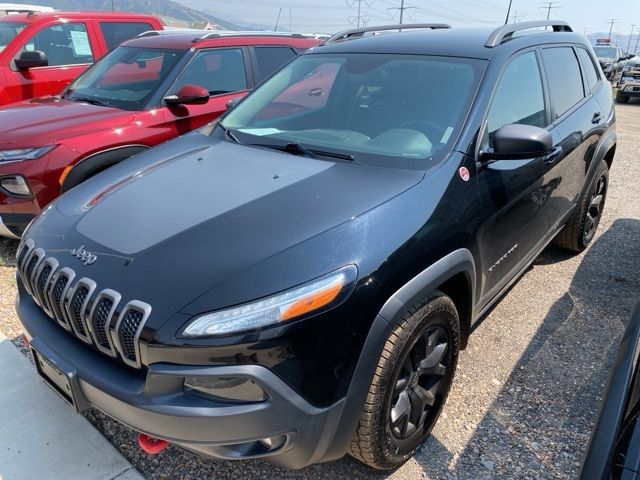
[485,20,572,47]
[325,23,451,45]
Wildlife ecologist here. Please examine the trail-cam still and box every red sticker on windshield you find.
[459,167,470,182]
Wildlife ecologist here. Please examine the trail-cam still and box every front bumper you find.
[0,213,35,239]
[618,78,640,96]
[16,286,348,469]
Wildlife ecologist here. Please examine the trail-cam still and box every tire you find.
[348,292,460,470]
[553,161,609,252]
[616,92,630,104]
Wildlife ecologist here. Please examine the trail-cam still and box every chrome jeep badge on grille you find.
[70,245,98,266]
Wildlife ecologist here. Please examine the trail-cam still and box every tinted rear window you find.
[577,48,601,92]
[541,47,585,119]
[100,22,153,51]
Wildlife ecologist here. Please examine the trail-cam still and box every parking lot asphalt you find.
[0,101,638,480]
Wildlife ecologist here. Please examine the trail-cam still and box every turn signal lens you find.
[180,265,357,338]
[280,282,342,320]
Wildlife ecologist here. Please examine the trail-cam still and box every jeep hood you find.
[26,132,424,328]
[0,96,134,148]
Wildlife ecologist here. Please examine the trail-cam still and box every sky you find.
[182,0,640,37]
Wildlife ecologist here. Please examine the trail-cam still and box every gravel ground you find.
[1,103,639,480]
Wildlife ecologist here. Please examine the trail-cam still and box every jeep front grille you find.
[16,241,151,369]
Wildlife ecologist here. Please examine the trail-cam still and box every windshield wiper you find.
[69,96,111,107]
[252,142,354,162]
[217,122,239,143]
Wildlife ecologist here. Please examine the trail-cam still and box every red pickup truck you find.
[0,12,163,105]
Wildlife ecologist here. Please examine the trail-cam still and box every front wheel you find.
[553,161,609,252]
[616,91,630,104]
[348,292,460,470]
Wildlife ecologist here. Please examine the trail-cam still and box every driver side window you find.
[487,51,546,141]
[20,23,93,67]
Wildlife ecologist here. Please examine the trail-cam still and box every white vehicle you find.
[0,3,55,16]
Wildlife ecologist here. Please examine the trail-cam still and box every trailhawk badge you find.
[70,245,98,266]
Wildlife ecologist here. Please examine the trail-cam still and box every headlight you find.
[180,265,357,338]
[0,146,55,162]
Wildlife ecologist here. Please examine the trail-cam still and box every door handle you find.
[592,112,603,124]
[543,146,563,164]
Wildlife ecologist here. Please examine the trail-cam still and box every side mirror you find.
[15,50,48,70]
[225,97,242,111]
[164,84,209,106]
[484,124,553,160]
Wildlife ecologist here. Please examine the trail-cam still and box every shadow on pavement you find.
[417,219,640,479]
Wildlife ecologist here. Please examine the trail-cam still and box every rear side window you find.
[576,48,601,92]
[100,22,153,51]
[541,47,585,119]
[253,46,297,81]
[170,48,247,96]
[487,51,546,136]
[22,23,93,66]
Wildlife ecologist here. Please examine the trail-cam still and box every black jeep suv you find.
[16,21,616,470]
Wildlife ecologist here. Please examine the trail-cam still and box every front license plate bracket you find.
[30,338,89,413]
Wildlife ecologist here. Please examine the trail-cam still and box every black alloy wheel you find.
[389,325,450,444]
[583,173,607,244]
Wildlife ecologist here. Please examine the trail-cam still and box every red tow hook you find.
[138,434,169,455]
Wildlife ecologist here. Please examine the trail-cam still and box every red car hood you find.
[0,96,135,148]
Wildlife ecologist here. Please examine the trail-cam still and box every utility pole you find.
[346,0,373,29]
[289,8,292,32]
[111,0,115,11]
[387,0,417,25]
[604,18,620,39]
[627,24,636,52]
[274,7,282,31]
[504,0,513,25]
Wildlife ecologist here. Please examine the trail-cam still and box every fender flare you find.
[574,127,616,202]
[60,145,148,193]
[590,127,617,177]
[318,249,476,464]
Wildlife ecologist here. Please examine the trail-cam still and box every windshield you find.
[594,47,617,58]
[64,46,185,111]
[0,21,26,52]
[221,53,484,168]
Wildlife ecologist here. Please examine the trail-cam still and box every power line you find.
[604,18,621,38]
[387,0,417,25]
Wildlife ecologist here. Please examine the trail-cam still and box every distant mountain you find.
[12,0,241,30]
[176,0,275,31]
